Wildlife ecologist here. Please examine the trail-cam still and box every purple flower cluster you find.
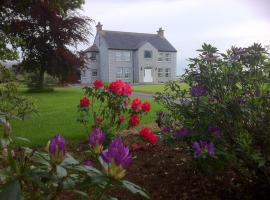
[175,128,189,139]
[190,85,208,97]
[192,140,215,158]
[161,127,171,134]
[89,128,106,147]
[84,160,93,166]
[49,134,66,156]
[101,137,132,168]
[208,127,222,138]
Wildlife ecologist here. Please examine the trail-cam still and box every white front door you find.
[143,68,153,82]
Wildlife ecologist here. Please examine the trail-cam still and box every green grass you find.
[132,83,189,93]
[11,87,163,146]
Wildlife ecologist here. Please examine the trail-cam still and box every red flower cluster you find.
[129,114,140,126]
[96,117,103,124]
[141,102,151,112]
[80,97,90,107]
[139,128,158,145]
[108,80,132,96]
[93,80,104,89]
[131,98,141,111]
[131,98,151,113]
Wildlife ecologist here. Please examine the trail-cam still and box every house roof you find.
[85,44,99,52]
[99,30,177,52]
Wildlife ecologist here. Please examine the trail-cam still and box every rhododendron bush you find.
[78,80,152,142]
[156,43,270,197]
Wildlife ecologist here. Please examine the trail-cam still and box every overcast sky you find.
[81,0,270,74]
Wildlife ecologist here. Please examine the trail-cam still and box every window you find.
[165,53,171,62]
[115,51,131,61]
[158,53,163,61]
[90,52,97,61]
[116,67,132,80]
[158,68,163,77]
[92,69,97,77]
[144,51,152,59]
[82,70,86,77]
[123,68,131,79]
[165,68,171,77]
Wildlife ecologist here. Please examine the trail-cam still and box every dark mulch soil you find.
[65,130,254,200]
[109,143,254,200]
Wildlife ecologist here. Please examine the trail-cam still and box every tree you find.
[0,0,91,88]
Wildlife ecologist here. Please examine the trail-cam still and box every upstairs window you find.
[165,53,171,62]
[144,51,152,59]
[115,51,131,62]
[158,53,163,61]
[92,69,97,77]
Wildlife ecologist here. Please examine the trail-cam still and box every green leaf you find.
[14,137,31,143]
[61,154,79,166]
[56,165,67,178]
[0,180,23,200]
[122,180,150,199]
[72,190,89,200]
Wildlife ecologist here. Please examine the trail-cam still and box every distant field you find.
[132,83,189,93]
[12,87,164,146]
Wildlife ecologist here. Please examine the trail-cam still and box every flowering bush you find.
[77,80,151,142]
[156,43,270,195]
[139,128,158,145]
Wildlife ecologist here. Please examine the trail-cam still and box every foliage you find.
[0,0,92,88]
[156,43,270,195]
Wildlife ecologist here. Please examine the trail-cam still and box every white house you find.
[81,22,177,84]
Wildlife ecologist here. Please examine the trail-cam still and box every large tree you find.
[0,0,91,88]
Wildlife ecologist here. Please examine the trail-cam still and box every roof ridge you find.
[102,30,158,36]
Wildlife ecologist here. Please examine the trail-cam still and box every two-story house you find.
[81,22,177,84]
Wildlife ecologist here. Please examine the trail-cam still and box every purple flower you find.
[101,137,132,168]
[208,127,222,138]
[49,134,66,155]
[161,127,171,134]
[190,85,208,97]
[84,160,93,166]
[192,140,215,158]
[48,134,66,164]
[175,128,189,139]
[89,128,106,147]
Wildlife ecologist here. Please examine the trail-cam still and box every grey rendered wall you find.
[108,50,134,83]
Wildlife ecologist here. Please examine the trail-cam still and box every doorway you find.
[143,68,153,82]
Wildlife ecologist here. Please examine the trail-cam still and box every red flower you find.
[139,128,158,145]
[96,118,103,123]
[141,102,151,112]
[80,97,90,107]
[129,114,140,127]
[93,80,104,88]
[118,115,125,123]
[131,98,141,111]
[122,83,132,96]
[108,80,124,96]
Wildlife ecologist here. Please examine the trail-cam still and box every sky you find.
[80,0,270,75]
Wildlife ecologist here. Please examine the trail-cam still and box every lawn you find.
[11,87,163,146]
[132,83,189,93]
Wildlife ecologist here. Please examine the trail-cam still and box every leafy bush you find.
[77,80,153,143]
[156,43,270,196]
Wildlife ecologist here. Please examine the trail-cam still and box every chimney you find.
[96,22,103,32]
[157,27,164,37]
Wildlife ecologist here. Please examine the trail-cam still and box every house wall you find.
[94,33,109,82]
[108,50,134,83]
[156,52,177,82]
